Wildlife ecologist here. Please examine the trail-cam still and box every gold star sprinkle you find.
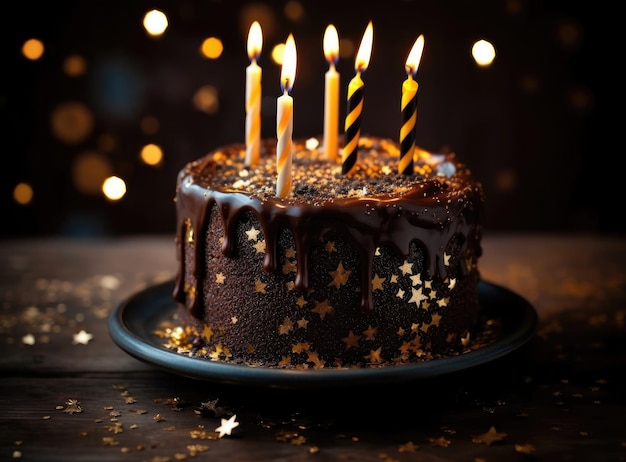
[448,278,456,289]
[328,262,351,288]
[371,274,385,291]
[514,443,536,454]
[311,300,333,319]
[399,260,413,275]
[254,279,267,293]
[215,415,239,438]
[472,426,508,445]
[444,252,451,266]
[408,287,427,308]
[398,441,419,452]
[245,227,261,241]
[363,325,377,340]
[429,436,451,447]
[364,347,383,364]
[409,274,422,286]
[437,297,449,308]
[324,241,337,253]
[296,318,309,329]
[253,240,266,253]
[215,273,225,284]
[390,274,398,283]
[72,330,93,345]
[278,317,294,335]
[396,288,405,299]
[342,331,361,349]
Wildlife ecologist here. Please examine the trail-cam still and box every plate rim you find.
[108,280,538,389]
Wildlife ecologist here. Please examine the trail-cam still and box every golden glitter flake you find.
[63,399,83,414]
[472,426,508,445]
[215,415,239,438]
[72,329,93,345]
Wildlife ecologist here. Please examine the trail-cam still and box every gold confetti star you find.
[278,317,294,335]
[364,347,383,364]
[409,274,422,286]
[253,240,266,253]
[396,288,405,299]
[215,415,239,438]
[390,274,398,283]
[448,278,456,289]
[437,297,449,308]
[443,252,451,266]
[398,441,419,452]
[311,299,333,319]
[431,313,442,326]
[371,274,385,291]
[72,330,93,345]
[472,426,508,445]
[282,259,297,275]
[399,260,413,275]
[328,262,351,288]
[215,273,225,284]
[514,443,536,454]
[363,325,377,341]
[296,318,309,329]
[342,331,361,349]
[324,241,337,252]
[408,287,427,308]
[245,226,261,241]
[296,296,307,308]
[429,436,451,447]
[285,247,296,259]
[254,279,267,293]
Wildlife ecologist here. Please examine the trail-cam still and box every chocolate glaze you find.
[173,137,484,319]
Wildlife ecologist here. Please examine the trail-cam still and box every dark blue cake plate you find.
[109,280,537,389]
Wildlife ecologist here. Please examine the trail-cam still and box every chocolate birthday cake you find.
[169,136,485,368]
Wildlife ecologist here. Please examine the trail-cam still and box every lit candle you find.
[276,34,297,198]
[245,21,263,167]
[342,21,373,175]
[399,34,424,175]
[323,24,340,161]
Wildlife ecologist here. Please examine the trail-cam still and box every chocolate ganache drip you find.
[173,137,484,317]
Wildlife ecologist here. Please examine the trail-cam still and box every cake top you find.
[181,136,478,207]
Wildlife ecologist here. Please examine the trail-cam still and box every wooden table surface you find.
[1,234,625,461]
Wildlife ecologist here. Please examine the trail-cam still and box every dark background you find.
[0,0,616,238]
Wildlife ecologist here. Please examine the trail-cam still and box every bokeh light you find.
[143,9,168,36]
[201,37,224,59]
[22,38,44,60]
[63,55,87,77]
[193,85,220,114]
[102,176,127,201]
[472,39,496,67]
[140,143,163,166]
[72,151,113,195]
[13,183,34,205]
[51,102,94,144]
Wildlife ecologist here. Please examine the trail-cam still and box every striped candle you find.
[399,34,424,175]
[245,21,263,167]
[342,21,373,175]
[276,34,297,198]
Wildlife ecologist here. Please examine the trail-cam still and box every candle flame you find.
[355,21,373,73]
[323,24,339,65]
[247,21,263,61]
[405,34,424,76]
[280,34,297,93]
